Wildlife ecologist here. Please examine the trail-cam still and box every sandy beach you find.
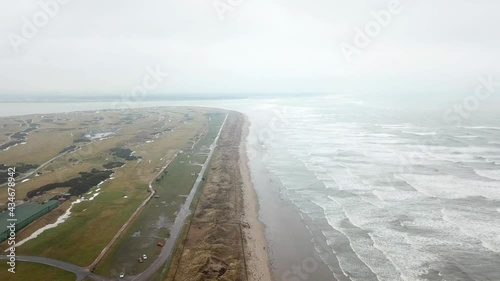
[243,112,336,281]
[240,116,274,281]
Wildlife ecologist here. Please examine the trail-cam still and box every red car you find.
[157,242,164,247]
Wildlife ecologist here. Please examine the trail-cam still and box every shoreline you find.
[240,116,274,281]
[243,112,336,281]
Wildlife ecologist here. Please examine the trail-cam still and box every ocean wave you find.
[243,98,500,281]
[325,194,441,281]
[462,126,500,130]
[371,189,425,202]
[396,174,500,200]
[321,196,402,281]
[454,135,480,139]
[474,169,500,180]
[441,207,500,254]
[377,124,416,129]
[402,131,437,136]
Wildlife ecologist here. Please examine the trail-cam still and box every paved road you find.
[0,255,108,281]
[0,145,83,188]
[130,114,228,281]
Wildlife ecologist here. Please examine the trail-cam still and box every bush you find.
[26,169,113,198]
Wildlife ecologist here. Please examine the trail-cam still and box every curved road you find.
[0,255,107,281]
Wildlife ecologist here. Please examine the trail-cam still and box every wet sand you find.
[240,116,274,281]
[244,117,336,281]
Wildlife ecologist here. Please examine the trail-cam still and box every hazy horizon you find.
[1,0,499,101]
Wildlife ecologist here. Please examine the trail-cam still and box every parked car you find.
[157,242,164,247]
[120,272,125,278]
[143,254,148,260]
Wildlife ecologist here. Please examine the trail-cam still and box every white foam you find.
[12,199,82,249]
[369,230,435,281]
[318,197,403,281]
[463,126,500,130]
[403,131,437,136]
[243,102,500,280]
[321,193,437,281]
[372,189,424,202]
[474,169,500,180]
[396,174,500,200]
[378,124,416,129]
[365,133,398,138]
[441,207,500,253]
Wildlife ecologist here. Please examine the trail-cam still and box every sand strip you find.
[240,116,274,281]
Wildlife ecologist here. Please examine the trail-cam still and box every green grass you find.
[0,262,76,281]
[97,113,226,277]
[17,184,145,266]
[0,108,225,279]
[151,116,225,281]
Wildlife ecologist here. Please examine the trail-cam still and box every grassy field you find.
[150,131,220,281]
[0,262,75,281]
[97,113,226,278]
[0,107,225,279]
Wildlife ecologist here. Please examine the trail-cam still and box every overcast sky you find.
[0,0,499,98]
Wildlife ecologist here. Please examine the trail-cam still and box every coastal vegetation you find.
[25,169,114,198]
[0,107,227,278]
[110,147,138,161]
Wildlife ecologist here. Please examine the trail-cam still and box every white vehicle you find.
[142,254,148,260]
[120,272,125,278]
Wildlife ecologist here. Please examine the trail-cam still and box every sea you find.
[2,95,499,281]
